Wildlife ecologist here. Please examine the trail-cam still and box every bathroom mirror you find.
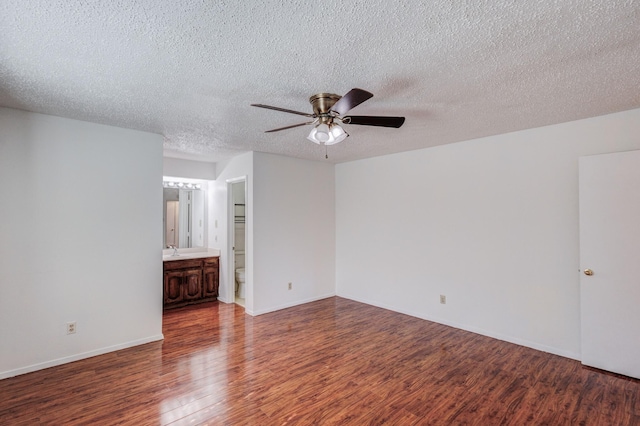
[163,185,205,249]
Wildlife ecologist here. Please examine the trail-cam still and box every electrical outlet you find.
[440,295,446,304]
[288,282,292,290]
[67,322,77,334]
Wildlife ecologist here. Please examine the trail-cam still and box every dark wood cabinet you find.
[163,257,219,309]
[202,257,219,299]
[164,270,184,304]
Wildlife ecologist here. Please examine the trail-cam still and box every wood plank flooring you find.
[1,297,639,425]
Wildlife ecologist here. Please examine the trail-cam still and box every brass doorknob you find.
[584,269,594,276]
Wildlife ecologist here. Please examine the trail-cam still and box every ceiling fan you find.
[251,88,405,146]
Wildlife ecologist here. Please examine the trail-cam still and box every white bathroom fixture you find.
[235,268,246,299]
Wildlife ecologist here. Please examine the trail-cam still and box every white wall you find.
[191,189,205,248]
[211,152,335,316]
[252,152,335,315]
[163,157,216,180]
[336,108,640,360]
[0,108,164,379]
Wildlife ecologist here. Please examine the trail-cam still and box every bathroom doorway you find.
[228,178,247,307]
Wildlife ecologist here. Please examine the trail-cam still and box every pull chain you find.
[325,144,328,159]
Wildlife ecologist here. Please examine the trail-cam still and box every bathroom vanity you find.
[163,255,219,309]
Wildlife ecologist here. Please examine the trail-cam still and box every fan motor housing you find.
[309,93,341,124]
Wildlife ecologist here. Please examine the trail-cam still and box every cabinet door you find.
[164,271,184,304]
[203,267,219,298]
[183,269,202,300]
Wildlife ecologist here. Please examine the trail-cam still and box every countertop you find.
[162,248,220,262]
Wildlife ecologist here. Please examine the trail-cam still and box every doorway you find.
[228,178,247,307]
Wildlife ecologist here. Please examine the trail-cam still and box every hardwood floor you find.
[1,297,639,425]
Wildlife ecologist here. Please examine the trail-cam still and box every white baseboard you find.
[248,292,336,316]
[337,293,581,361]
[0,334,165,380]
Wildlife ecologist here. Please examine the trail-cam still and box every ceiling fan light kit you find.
[307,123,348,145]
[251,88,405,148]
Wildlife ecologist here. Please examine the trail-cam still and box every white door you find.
[579,150,640,379]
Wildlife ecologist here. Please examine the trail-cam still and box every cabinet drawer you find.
[203,257,219,267]
[163,259,203,271]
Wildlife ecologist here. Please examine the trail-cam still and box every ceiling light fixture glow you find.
[307,123,348,145]
[163,181,203,190]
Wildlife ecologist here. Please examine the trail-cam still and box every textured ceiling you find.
[1,1,639,164]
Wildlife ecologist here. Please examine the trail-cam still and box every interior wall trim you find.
[336,292,582,362]
[0,334,165,380]
[248,294,336,317]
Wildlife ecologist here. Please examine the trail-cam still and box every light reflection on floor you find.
[160,302,253,424]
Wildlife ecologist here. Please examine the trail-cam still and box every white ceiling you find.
[1,1,639,164]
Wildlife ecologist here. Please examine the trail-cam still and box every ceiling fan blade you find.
[251,104,315,118]
[264,121,315,133]
[330,88,374,115]
[342,115,405,128]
